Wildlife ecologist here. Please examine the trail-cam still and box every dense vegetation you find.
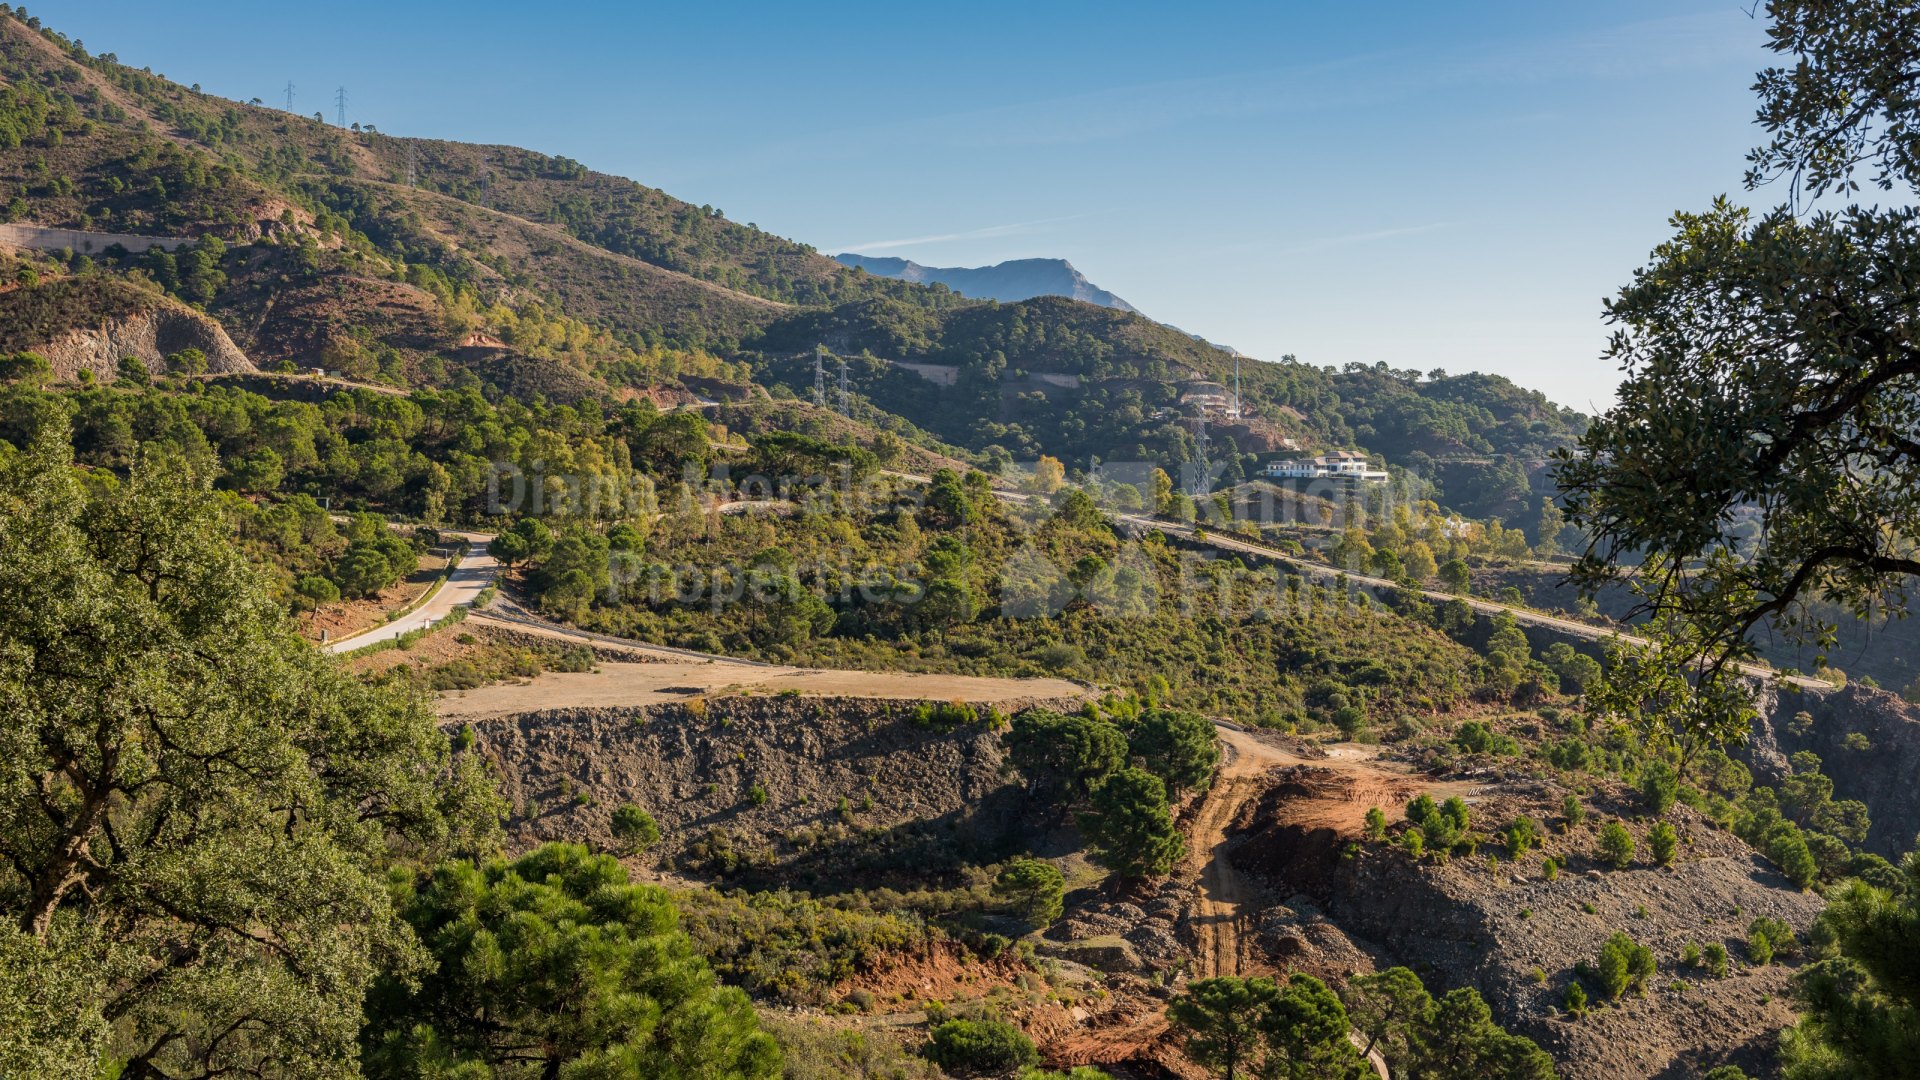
[0,425,469,1074]
[10,5,1920,1078]
[753,297,1584,518]
[0,374,712,524]
[0,4,1583,522]
[501,464,1496,724]
[1168,968,1556,1079]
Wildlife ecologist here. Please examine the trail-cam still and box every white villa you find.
[1264,450,1390,484]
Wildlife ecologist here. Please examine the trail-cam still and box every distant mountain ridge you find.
[835,254,1137,313]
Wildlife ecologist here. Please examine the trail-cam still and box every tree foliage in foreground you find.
[1552,5,1920,1070]
[361,843,780,1080]
[1558,0,1920,712]
[0,424,499,1079]
[1781,851,1920,1079]
[1171,969,1556,1080]
[1166,973,1365,1080]
[1344,967,1557,1079]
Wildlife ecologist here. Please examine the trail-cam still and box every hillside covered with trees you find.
[11,4,1920,1079]
[0,8,1582,521]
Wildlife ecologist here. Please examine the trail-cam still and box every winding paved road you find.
[328,475,1827,692]
[1120,511,1829,690]
[323,532,497,654]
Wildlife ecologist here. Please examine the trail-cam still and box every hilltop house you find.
[1179,380,1235,415]
[1264,450,1390,484]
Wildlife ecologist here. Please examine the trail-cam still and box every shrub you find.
[1564,980,1588,1018]
[913,700,981,732]
[1649,822,1678,866]
[993,859,1065,930]
[1542,857,1559,881]
[1640,760,1679,815]
[1419,796,1471,852]
[747,783,769,807]
[610,804,661,853]
[1599,821,1635,869]
[1364,807,1387,842]
[1594,932,1656,999]
[1563,793,1586,828]
[1766,823,1820,889]
[1703,942,1730,978]
[1546,737,1592,772]
[926,1018,1040,1075]
[1681,942,1702,968]
[674,888,931,1004]
[1747,916,1797,964]
[1504,816,1543,859]
[1453,720,1518,756]
[1401,829,1426,858]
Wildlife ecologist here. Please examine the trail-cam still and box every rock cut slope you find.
[0,274,251,378]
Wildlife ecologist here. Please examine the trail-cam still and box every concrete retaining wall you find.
[0,223,194,255]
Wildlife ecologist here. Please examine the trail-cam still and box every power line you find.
[1190,411,1212,497]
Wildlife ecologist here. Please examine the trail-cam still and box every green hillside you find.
[750,296,1585,517]
[0,7,1584,519]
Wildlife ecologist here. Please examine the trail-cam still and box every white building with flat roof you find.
[1264,450,1390,484]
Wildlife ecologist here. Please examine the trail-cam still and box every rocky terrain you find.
[1230,774,1824,1080]
[1747,682,1920,857]
[462,691,1085,888]
[445,656,1847,1079]
[0,274,252,378]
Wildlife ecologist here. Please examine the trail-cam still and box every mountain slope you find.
[0,9,1587,517]
[835,253,1137,312]
[0,14,962,346]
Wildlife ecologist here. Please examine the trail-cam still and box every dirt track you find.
[1189,729,1275,979]
[1049,728,1455,1074]
[438,658,1090,720]
[1184,728,1470,981]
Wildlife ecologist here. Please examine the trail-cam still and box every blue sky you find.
[47,1,1777,410]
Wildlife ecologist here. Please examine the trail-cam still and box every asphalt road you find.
[323,531,497,654]
[329,478,1825,690]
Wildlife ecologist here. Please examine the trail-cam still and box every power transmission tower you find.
[1232,359,1242,420]
[1189,411,1213,497]
[284,81,295,111]
[812,352,826,406]
[335,86,347,127]
[836,357,851,415]
[404,143,417,187]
